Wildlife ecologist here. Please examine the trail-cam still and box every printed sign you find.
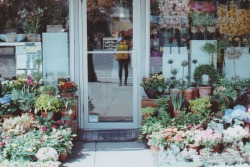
[103,37,117,50]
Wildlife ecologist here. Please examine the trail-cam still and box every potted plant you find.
[200,41,217,66]
[11,85,36,115]
[57,81,78,98]
[39,85,57,96]
[189,96,212,114]
[140,73,166,99]
[140,106,157,120]
[18,7,45,41]
[193,64,218,98]
[34,94,61,119]
[59,97,77,120]
[170,90,184,117]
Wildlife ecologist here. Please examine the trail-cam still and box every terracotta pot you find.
[60,92,75,98]
[2,114,12,119]
[192,87,199,99]
[41,111,55,120]
[183,89,193,101]
[59,152,68,161]
[198,85,212,98]
[141,99,157,108]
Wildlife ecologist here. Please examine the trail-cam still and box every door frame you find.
[78,0,142,129]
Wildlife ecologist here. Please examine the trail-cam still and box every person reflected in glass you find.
[116,33,130,86]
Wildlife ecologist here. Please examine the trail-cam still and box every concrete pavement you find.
[62,141,160,167]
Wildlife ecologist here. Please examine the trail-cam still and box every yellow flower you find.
[12,144,17,147]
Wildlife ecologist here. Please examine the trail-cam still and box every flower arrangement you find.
[140,73,166,91]
[57,81,78,93]
[217,4,250,37]
[158,0,190,30]
[35,147,58,162]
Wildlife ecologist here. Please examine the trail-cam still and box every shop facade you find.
[0,0,249,130]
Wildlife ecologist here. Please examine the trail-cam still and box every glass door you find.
[82,0,139,129]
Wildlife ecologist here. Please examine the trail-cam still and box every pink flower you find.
[0,141,5,147]
[219,86,226,91]
[66,128,71,132]
[65,120,71,125]
[41,126,47,132]
[52,125,57,129]
[25,79,33,85]
[57,120,63,124]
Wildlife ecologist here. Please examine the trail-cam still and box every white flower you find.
[35,147,58,162]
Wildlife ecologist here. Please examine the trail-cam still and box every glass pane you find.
[87,0,133,51]
[0,0,70,88]
[87,0,133,123]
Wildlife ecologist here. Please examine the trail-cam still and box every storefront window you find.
[149,0,250,82]
[0,0,70,87]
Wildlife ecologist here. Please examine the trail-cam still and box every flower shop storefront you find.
[0,0,250,166]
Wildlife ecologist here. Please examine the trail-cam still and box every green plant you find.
[34,94,61,112]
[39,85,56,95]
[59,97,77,110]
[170,91,183,112]
[31,57,43,84]
[140,106,157,116]
[155,97,169,110]
[189,96,212,114]
[181,60,188,88]
[193,64,218,85]
[11,85,36,113]
[200,41,217,65]
[212,77,237,112]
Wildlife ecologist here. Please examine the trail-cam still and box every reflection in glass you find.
[87,0,133,123]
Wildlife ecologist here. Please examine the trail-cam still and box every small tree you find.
[200,42,217,66]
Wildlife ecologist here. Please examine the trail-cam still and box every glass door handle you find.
[131,49,136,68]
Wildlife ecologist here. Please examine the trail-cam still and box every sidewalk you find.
[62,141,160,167]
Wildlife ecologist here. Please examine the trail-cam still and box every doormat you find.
[77,129,139,142]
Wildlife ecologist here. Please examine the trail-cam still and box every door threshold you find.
[77,129,139,142]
